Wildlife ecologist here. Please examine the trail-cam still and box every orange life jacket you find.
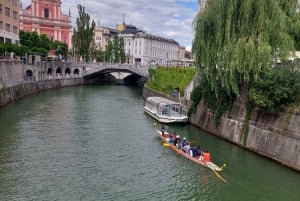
[203,152,210,162]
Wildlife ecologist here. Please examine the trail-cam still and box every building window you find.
[13,26,18,34]
[5,7,10,17]
[44,8,49,18]
[6,23,10,32]
[0,21,2,30]
[13,11,17,20]
[0,4,2,12]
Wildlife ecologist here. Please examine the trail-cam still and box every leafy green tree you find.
[94,50,106,62]
[193,0,300,97]
[51,40,68,59]
[19,30,68,58]
[113,35,120,63]
[119,37,126,63]
[72,4,96,62]
[249,66,300,111]
[105,40,113,62]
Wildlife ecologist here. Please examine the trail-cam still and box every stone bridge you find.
[82,63,149,84]
[82,63,149,78]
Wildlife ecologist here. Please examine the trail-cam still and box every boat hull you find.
[144,107,188,124]
[154,128,223,171]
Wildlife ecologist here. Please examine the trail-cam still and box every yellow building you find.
[94,21,119,51]
[0,0,20,44]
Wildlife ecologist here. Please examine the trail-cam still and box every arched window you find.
[44,8,49,18]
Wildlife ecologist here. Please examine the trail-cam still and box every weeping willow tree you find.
[193,0,300,97]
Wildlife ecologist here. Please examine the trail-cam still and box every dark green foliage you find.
[94,50,106,62]
[119,37,126,63]
[113,36,119,63]
[0,30,68,57]
[249,66,300,111]
[189,76,236,126]
[148,68,156,79]
[51,40,68,58]
[193,0,300,97]
[188,84,202,116]
[105,40,113,62]
[192,0,300,120]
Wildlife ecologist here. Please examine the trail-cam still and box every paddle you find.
[163,143,170,147]
[211,168,227,183]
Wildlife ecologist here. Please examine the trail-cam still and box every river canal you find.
[0,85,299,201]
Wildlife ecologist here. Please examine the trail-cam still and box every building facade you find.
[120,24,180,66]
[19,0,72,49]
[198,0,207,13]
[0,0,20,44]
[94,22,119,51]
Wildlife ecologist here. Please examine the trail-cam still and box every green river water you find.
[0,85,299,201]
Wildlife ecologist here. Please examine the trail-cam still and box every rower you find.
[189,146,201,157]
[203,150,210,162]
[161,125,165,137]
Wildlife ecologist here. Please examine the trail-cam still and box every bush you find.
[249,66,300,111]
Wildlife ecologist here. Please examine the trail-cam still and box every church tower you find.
[19,0,72,49]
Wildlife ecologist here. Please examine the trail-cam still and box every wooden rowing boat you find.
[154,127,224,172]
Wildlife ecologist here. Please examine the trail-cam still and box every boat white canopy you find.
[146,97,182,106]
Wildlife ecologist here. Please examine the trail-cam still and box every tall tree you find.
[192,0,300,97]
[113,35,120,63]
[119,37,126,63]
[105,40,113,62]
[72,4,95,62]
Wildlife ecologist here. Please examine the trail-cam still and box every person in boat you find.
[176,139,182,149]
[181,137,188,147]
[173,135,180,146]
[202,150,210,162]
[168,132,176,144]
[189,146,202,157]
[182,138,191,152]
[161,125,165,137]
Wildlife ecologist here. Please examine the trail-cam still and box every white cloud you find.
[21,0,198,49]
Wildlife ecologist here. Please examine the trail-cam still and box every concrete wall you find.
[0,60,25,86]
[143,86,300,172]
[0,78,83,107]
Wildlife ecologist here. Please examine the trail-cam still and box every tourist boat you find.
[154,125,224,172]
[144,96,188,123]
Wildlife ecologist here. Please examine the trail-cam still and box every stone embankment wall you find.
[143,86,300,172]
[0,78,83,107]
[0,60,84,107]
[0,60,24,86]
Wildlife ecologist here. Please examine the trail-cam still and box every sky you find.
[21,0,199,51]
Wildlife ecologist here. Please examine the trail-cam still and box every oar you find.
[211,168,227,183]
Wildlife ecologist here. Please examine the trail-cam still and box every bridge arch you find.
[47,68,53,75]
[25,70,33,80]
[56,68,62,74]
[74,68,80,76]
[65,68,71,74]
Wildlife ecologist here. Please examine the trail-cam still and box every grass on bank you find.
[146,67,196,95]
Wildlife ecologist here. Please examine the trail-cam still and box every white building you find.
[119,24,180,66]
